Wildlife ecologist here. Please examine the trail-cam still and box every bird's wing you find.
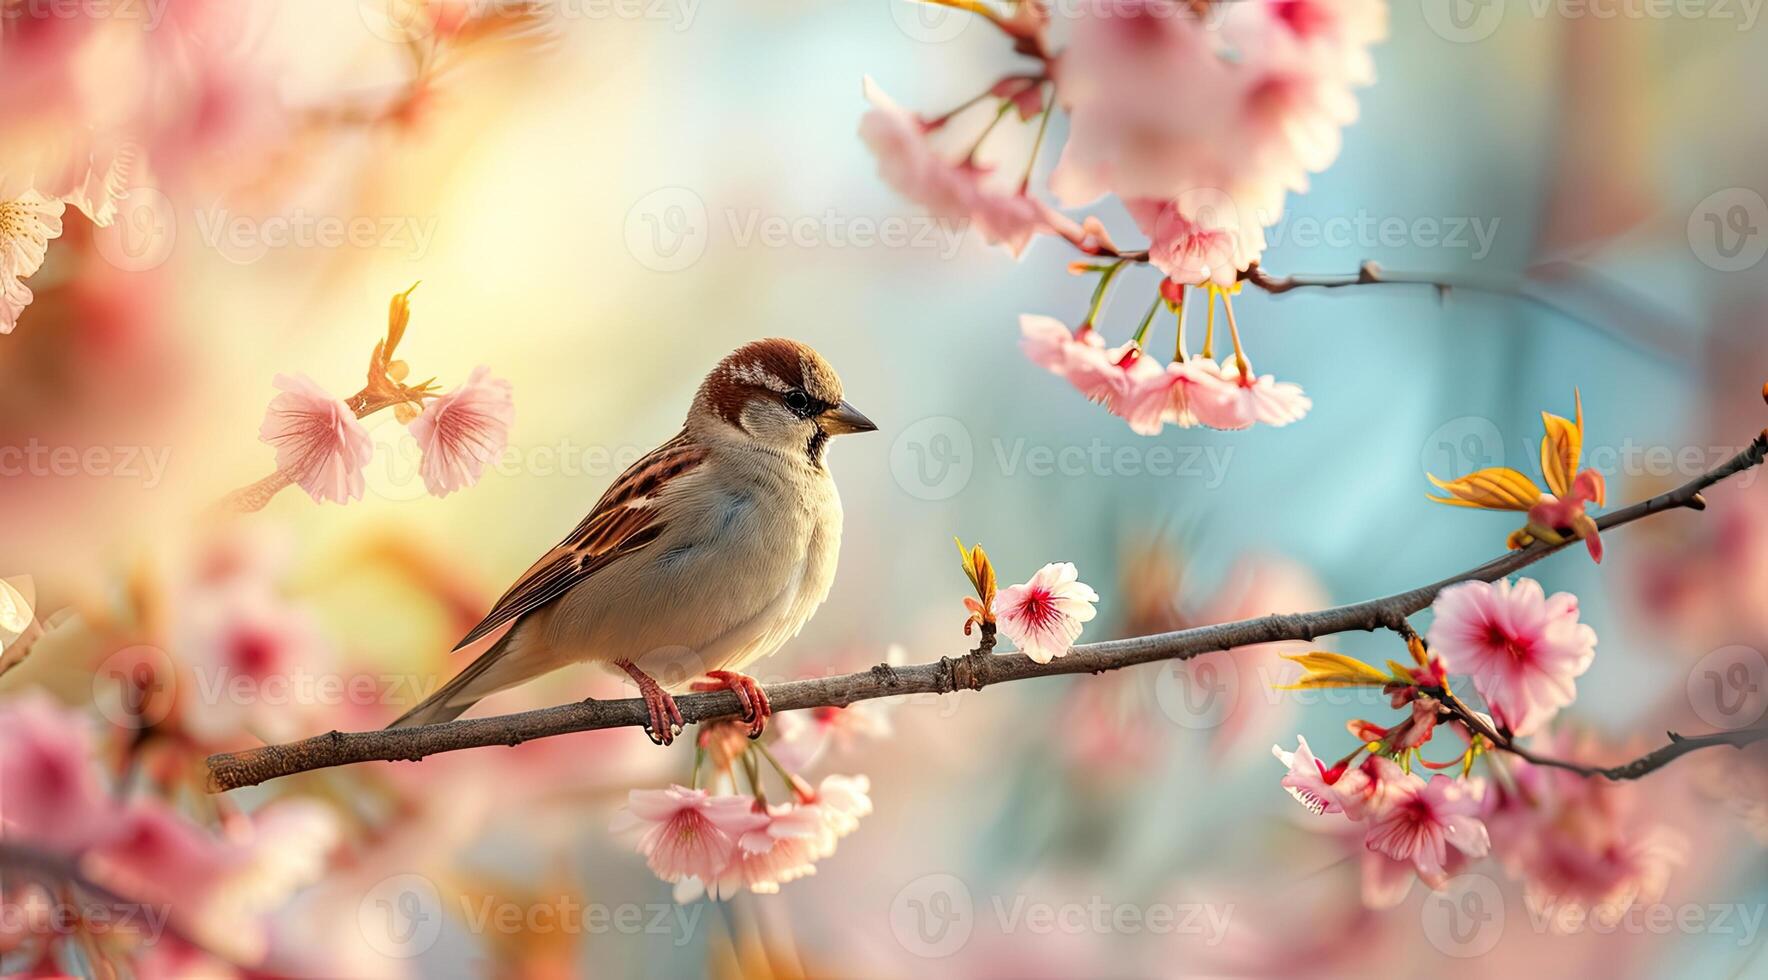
[451,431,707,651]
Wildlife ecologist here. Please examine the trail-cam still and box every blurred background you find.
[2,0,1767,976]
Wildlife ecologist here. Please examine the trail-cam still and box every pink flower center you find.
[1013,587,1060,629]
[1271,0,1333,38]
[1485,625,1533,662]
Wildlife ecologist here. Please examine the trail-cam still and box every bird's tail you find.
[386,631,513,729]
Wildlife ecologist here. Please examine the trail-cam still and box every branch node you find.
[1686,493,1708,511]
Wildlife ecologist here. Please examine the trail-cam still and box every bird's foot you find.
[693,670,771,739]
[616,660,683,746]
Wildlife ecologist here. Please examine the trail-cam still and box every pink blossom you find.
[1272,736,1342,815]
[1162,357,1241,430]
[1527,468,1607,562]
[611,786,769,885]
[1128,197,1263,287]
[0,693,111,852]
[992,562,1100,664]
[0,191,66,335]
[859,78,1053,258]
[1018,313,1096,373]
[259,374,375,505]
[1362,773,1490,878]
[1202,360,1313,429]
[85,801,242,897]
[1051,0,1383,223]
[1425,578,1597,737]
[409,365,514,497]
[1065,343,1166,418]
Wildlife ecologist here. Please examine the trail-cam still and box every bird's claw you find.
[617,660,684,747]
[694,670,771,739]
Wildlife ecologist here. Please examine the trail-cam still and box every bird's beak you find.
[821,400,877,435]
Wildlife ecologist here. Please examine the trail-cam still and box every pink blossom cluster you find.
[260,366,514,504]
[1020,313,1310,434]
[1270,576,1628,906]
[612,777,873,902]
[0,694,337,968]
[1055,0,1387,279]
[0,0,282,333]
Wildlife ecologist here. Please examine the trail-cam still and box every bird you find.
[387,338,876,742]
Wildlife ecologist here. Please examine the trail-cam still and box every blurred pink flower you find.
[409,365,514,497]
[258,374,375,505]
[1485,740,1686,928]
[1362,773,1490,879]
[0,191,66,334]
[1426,578,1597,737]
[174,585,335,744]
[993,561,1100,664]
[1066,342,1165,418]
[611,785,767,885]
[859,77,1054,258]
[0,693,110,851]
[1160,357,1241,430]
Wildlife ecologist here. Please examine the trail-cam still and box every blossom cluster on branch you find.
[860,0,1386,433]
[228,286,515,508]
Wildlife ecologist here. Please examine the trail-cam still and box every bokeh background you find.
[3,0,1768,976]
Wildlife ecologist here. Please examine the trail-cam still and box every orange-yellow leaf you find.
[1539,389,1584,499]
[1276,652,1396,690]
[1427,468,1542,512]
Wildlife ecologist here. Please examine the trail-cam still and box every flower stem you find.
[691,745,706,789]
[1171,286,1188,361]
[1131,292,1162,348]
[1084,260,1126,327]
[1201,287,1217,360]
[1221,291,1250,378]
[963,99,1016,166]
[1018,84,1054,195]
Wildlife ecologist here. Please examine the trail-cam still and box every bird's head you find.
[692,338,876,464]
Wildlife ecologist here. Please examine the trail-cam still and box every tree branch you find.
[203,431,1768,793]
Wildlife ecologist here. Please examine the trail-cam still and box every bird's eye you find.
[784,389,811,415]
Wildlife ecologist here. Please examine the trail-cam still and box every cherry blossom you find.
[610,785,769,884]
[1426,578,1597,737]
[1273,735,1344,815]
[1206,360,1314,429]
[992,561,1100,663]
[409,365,515,497]
[0,191,66,334]
[859,78,1056,258]
[1362,772,1490,879]
[258,374,376,505]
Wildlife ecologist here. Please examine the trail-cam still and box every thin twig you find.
[203,432,1768,793]
[1434,689,1768,780]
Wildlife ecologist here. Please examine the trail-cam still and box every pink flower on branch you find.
[992,561,1100,663]
[859,77,1058,258]
[1426,578,1597,737]
[610,785,768,885]
[1362,772,1490,880]
[409,365,515,497]
[258,374,375,505]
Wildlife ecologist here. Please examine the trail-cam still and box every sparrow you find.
[388,338,876,742]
